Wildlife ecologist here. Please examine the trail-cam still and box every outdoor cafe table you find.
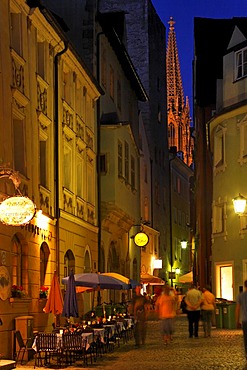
[92,328,105,342]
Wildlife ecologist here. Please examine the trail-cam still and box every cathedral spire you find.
[166,16,184,114]
[166,17,193,167]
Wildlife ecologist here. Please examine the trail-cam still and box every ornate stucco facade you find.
[0,0,101,358]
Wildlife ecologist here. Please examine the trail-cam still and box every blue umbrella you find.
[62,270,78,318]
[62,272,129,290]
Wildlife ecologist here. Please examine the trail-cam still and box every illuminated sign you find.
[134,232,149,247]
[0,196,36,226]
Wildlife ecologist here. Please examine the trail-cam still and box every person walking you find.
[132,286,148,347]
[201,285,216,337]
[185,285,202,338]
[236,279,247,360]
[155,285,176,345]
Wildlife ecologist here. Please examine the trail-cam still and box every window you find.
[212,202,225,234]
[235,47,247,80]
[124,142,129,182]
[117,79,122,111]
[12,235,22,287]
[13,118,26,176]
[101,49,107,89]
[40,242,50,287]
[64,250,75,279]
[118,141,123,177]
[238,115,247,164]
[76,155,83,198]
[100,154,107,174]
[37,42,45,80]
[213,126,226,173]
[178,124,183,150]
[169,123,175,146]
[87,161,94,205]
[84,250,91,273]
[10,12,22,55]
[63,71,72,106]
[40,140,47,187]
[109,65,114,101]
[64,145,72,190]
[130,155,135,188]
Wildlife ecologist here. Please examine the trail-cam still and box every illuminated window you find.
[40,242,50,287]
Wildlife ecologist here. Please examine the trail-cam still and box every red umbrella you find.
[43,271,63,315]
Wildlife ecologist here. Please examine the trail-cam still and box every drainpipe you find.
[54,42,68,278]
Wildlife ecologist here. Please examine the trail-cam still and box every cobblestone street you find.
[17,315,247,370]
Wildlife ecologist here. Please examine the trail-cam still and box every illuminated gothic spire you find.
[166,17,193,167]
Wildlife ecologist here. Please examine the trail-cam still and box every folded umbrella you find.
[43,271,63,315]
[62,270,78,318]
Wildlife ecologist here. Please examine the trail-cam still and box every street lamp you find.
[233,193,247,215]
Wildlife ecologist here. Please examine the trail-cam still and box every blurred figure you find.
[201,285,216,337]
[132,286,148,347]
[155,285,176,345]
[185,285,202,338]
[236,279,247,360]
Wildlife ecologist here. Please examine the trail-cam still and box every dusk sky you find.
[151,0,247,113]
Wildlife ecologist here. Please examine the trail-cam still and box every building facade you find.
[0,0,101,357]
[209,20,247,300]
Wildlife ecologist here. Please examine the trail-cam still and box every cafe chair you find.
[15,330,34,365]
[34,333,62,368]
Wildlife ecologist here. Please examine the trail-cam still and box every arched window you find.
[107,242,119,272]
[40,242,50,287]
[84,250,91,273]
[64,249,75,278]
[178,124,183,150]
[169,123,175,146]
[11,235,22,287]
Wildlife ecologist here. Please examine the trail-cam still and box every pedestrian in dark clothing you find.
[132,286,148,347]
[236,279,247,360]
[185,285,202,338]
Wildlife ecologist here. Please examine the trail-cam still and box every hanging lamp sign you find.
[134,231,149,247]
[0,196,36,226]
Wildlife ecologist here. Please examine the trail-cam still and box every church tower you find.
[166,17,193,166]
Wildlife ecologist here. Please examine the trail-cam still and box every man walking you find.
[236,280,247,359]
[185,285,202,338]
[201,285,216,337]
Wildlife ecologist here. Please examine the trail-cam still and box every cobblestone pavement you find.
[17,315,247,370]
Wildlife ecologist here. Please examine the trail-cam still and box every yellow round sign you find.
[0,196,36,226]
[134,232,149,247]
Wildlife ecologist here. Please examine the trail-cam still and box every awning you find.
[140,273,165,285]
[178,271,193,284]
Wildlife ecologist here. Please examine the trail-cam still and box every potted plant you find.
[39,286,49,299]
[11,285,25,298]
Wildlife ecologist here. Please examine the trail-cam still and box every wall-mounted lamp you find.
[233,193,246,215]
[175,267,180,274]
[153,259,162,269]
[181,239,188,249]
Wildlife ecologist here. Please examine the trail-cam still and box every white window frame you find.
[213,125,227,174]
[238,114,247,165]
[235,47,247,80]
[212,197,227,240]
